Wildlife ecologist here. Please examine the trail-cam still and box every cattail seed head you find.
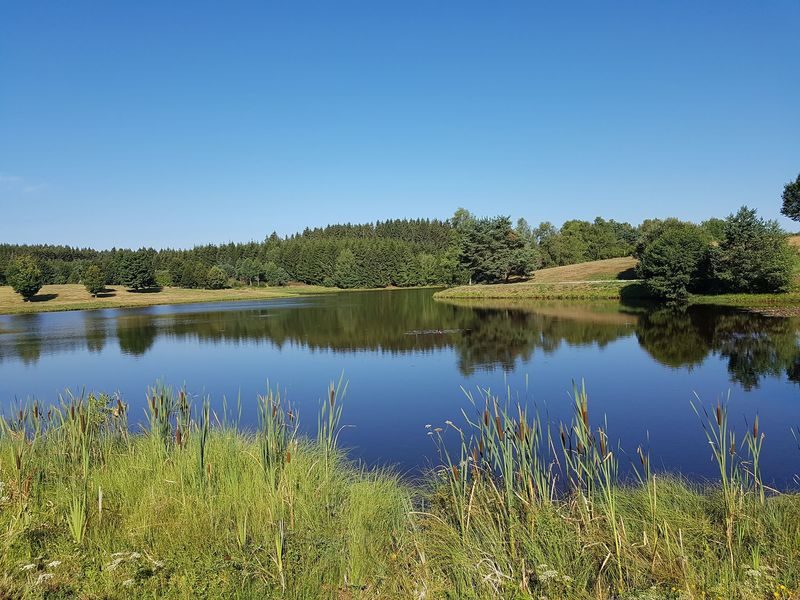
[495,416,503,440]
[716,403,723,427]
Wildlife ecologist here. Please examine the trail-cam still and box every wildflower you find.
[47,560,61,569]
[20,563,36,572]
[106,558,124,571]
[36,573,53,585]
[129,552,141,560]
[745,569,762,578]
[122,579,135,587]
[539,570,558,582]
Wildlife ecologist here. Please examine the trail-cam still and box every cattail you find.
[471,447,478,464]
[329,384,335,408]
[451,464,459,480]
[285,450,291,464]
[175,426,182,448]
[14,450,21,471]
[272,404,277,418]
[495,416,503,440]
[478,438,484,456]
[599,432,607,457]
[80,412,87,434]
[577,441,585,455]
[560,425,567,447]
[517,421,526,442]
[207,463,212,477]
[483,409,490,427]
[753,415,759,439]
[716,403,723,427]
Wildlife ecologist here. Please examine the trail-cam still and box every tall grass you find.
[0,380,798,599]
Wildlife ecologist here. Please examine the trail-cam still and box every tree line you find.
[1,214,646,298]
[2,171,799,303]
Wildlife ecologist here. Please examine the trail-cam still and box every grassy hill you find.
[435,257,641,300]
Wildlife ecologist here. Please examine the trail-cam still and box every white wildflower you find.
[36,573,53,585]
[122,578,135,587]
[106,558,124,571]
[20,563,36,572]
[539,569,559,581]
[111,552,127,558]
[745,568,762,578]
[129,552,141,560]
[47,560,61,569]
[562,575,573,583]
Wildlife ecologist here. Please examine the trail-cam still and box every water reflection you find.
[0,291,799,390]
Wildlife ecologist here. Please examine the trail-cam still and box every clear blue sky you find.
[1,1,799,249]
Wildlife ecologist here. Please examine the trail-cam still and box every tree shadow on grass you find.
[95,289,117,298]
[616,267,638,280]
[127,287,163,294]
[29,293,58,302]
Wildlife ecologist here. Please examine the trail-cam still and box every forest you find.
[0,203,797,301]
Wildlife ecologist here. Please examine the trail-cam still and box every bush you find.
[120,250,156,290]
[635,220,711,301]
[206,265,228,289]
[155,269,173,288]
[263,261,290,286]
[82,264,106,297]
[711,206,794,293]
[6,255,44,301]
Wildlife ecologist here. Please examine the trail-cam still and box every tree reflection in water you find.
[0,289,798,389]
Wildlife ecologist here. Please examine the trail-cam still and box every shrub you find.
[635,220,711,301]
[206,265,228,289]
[82,264,106,297]
[6,255,44,301]
[155,269,173,288]
[263,261,290,286]
[120,250,156,290]
[711,206,794,293]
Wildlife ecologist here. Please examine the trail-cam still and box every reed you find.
[0,379,798,599]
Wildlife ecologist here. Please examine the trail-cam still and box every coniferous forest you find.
[1,206,795,301]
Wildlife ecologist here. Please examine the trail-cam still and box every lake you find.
[1,288,799,485]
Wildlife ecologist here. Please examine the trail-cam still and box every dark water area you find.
[1,289,799,486]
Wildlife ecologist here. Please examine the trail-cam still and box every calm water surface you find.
[1,289,799,485]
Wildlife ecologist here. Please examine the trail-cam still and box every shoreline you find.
[0,284,340,316]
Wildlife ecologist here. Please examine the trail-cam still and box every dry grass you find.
[788,234,800,248]
[0,284,337,315]
[434,257,640,300]
[529,256,638,283]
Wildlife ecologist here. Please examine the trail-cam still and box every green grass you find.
[1,382,799,598]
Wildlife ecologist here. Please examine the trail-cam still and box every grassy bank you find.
[435,254,800,313]
[0,284,339,316]
[434,257,643,301]
[1,383,799,598]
